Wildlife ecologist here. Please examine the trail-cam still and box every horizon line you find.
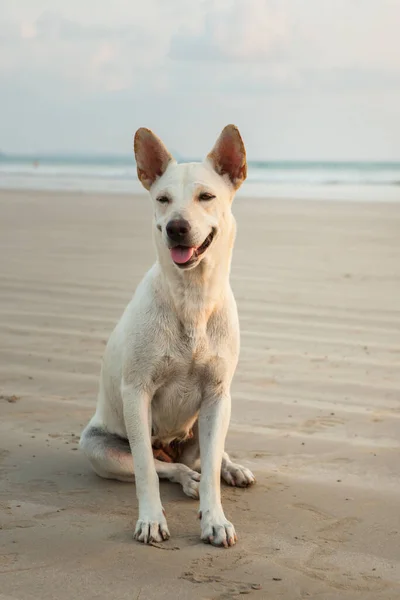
[1,152,400,166]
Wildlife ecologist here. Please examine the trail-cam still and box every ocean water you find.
[1,154,400,201]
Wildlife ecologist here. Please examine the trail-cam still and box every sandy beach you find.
[0,189,399,600]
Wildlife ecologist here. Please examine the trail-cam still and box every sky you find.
[1,0,400,160]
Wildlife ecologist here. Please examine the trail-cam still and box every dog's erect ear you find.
[207,124,247,190]
[134,128,174,190]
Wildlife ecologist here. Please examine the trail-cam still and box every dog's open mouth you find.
[170,228,216,268]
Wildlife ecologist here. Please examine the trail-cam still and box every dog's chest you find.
[150,329,225,442]
[157,326,223,387]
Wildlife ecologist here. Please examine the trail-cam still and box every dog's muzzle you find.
[168,227,217,268]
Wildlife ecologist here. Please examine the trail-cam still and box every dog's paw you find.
[199,508,237,548]
[221,461,255,488]
[133,513,170,544]
[180,467,201,499]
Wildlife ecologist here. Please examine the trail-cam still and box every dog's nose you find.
[166,219,191,243]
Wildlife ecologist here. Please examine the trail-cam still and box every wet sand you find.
[0,189,399,599]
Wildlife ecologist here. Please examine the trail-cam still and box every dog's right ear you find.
[134,128,174,190]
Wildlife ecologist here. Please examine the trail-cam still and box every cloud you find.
[2,1,400,92]
[20,21,37,39]
[170,0,288,62]
[33,11,107,41]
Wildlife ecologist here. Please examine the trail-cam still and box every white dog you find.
[80,125,255,547]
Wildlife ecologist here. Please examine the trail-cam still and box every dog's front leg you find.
[122,382,169,544]
[198,393,237,547]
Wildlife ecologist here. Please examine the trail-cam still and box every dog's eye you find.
[198,192,215,201]
[157,195,170,204]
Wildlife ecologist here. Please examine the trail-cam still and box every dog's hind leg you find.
[155,460,200,499]
[221,451,255,487]
[79,425,135,481]
[178,423,255,488]
[79,425,200,498]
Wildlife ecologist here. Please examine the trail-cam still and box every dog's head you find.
[134,125,247,270]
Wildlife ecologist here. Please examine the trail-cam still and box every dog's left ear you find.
[207,124,247,190]
[134,128,174,190]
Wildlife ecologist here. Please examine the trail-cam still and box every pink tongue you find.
[170,246,195,264]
